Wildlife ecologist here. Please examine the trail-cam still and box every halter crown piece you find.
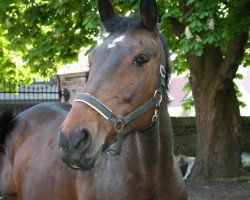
[73,43,167,156]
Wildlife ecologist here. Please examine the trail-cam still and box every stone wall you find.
[59,72,88,103]
[172,117,250,156]
[172,117,196,156]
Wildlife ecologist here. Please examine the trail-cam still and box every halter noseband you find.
[73,41,167,156]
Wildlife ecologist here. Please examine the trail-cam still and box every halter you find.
[73,40,167,155]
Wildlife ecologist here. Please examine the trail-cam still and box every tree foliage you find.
[0,0,141,82]
[0,0,249,83]
[159,0,249,73]
[0,0,99,83]
[0,23,33,86]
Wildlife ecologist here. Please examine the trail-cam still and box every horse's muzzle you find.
[59,128,91,169]
[59,128,103,171]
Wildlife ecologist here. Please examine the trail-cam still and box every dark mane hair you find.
[103,14,172,79]
[0,109,16,152]
[103,15,142,34]
[159,32,172,81]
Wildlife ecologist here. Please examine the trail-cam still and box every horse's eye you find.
[133,54,149,67]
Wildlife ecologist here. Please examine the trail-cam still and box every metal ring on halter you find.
[160,65,166,78]
[105,117,124,156]
[154,89,162,108]
[114,117,124,132]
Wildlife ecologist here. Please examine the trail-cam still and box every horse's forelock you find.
[103,15,142,34]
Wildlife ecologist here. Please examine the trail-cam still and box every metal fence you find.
[0,80,62,113]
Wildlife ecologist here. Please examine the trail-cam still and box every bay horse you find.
[0,0,187,199]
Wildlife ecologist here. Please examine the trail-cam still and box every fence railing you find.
[0,80,62,113]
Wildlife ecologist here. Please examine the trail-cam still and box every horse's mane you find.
[103,14,172,81]
[0,109,16,152]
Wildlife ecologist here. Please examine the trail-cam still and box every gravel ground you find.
[0,182,249,200]
[186,179,250,200]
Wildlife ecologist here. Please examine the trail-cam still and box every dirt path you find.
[186,180,250,200]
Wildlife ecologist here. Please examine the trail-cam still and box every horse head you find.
[59,0,171,171]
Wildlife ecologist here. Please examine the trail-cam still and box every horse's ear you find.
[98,0,119,24]
[139,0,158,30]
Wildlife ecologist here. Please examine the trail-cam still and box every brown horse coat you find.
[0,0,187,199]
[0,100,186,199]
[0,103,77,199]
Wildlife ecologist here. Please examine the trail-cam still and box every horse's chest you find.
[76,166,159,200]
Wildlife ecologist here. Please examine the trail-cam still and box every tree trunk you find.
[166,1,249,182]
[191,79,241,180]
[187,45,242,181]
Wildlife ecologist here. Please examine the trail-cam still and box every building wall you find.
[59,72,88,103]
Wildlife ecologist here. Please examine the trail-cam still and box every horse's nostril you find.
[59,131,69,148]
[71,128,91,148]
[80,128,89,141]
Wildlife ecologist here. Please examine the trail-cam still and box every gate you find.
[0,79,62,113]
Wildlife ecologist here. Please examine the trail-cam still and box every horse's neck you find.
[158,91,174,159]
[124,92,174,178]
[137,92,173,155]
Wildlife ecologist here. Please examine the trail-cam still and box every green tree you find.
[160,0,249,181]
[0,0,249,181]
[0,0,99,83]
[0,24,33,87]
[0,0,137,83]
